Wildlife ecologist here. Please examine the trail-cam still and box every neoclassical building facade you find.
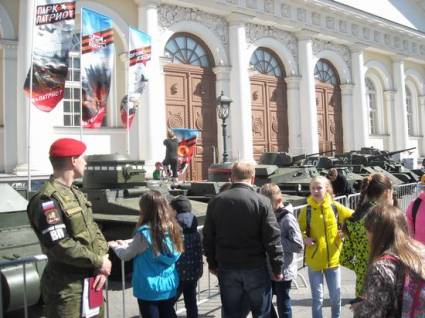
[1,0,425,179]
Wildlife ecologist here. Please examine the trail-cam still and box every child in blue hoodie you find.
[109,190,183,318]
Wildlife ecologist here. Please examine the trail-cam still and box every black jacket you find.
[331,174,353,197]
[202,183,284,274]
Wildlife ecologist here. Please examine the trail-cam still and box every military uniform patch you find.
[42,201,60,224]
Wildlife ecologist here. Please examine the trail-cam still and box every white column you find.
[392,56,409,150]
[213,66,231,163]
[228,14,253,161]
[340,84,354,152]
[351,49,368,149]
[297,34,318,153]
[419,95,425,156]
[384,90,396,150]
[285,76,302,154]
[134,0,165,167]
[2,42,18,173]
[15,0,53,175]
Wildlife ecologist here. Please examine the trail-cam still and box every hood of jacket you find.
[176,212,197,233]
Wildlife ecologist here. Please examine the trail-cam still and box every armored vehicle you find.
[81,154,208,241]
[348,147,418,183]
[0,184,45,314]
[208,152,327,197]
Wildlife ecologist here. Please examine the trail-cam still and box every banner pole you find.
[27,0,37,197]
[79,8,83,141]
[127,44,130,155]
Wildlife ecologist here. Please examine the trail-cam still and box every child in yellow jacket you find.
[298,176,352,318]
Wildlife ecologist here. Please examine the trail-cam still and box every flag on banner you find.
[171,128,199,175]
[120,27,151,128]
[23,0,76,112]
[81,8,114,128]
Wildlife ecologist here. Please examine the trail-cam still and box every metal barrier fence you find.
[0,182,419,317]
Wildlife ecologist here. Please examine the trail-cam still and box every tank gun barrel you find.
[368,147,416,161]
[292,150,334,163]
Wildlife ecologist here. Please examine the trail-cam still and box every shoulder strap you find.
[412,198,422,234]
[306,206,312,237]
[331,203,340,230]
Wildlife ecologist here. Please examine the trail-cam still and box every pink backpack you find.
[382,255,425,318]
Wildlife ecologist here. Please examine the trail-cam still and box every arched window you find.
[249,48,284,77]
[366,78,378,135]
[164,34,212,68]
[314,59,339,85]
[406,86,414,136]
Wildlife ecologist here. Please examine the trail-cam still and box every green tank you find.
[207,152,332,199]
[0,184,46,314]
[81,154,208,241]
[347,147,418,184]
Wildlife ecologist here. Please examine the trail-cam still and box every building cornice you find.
[162,0,425,63]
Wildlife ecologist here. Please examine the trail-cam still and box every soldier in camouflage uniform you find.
[27,138,111,318]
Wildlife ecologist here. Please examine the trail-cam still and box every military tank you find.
[81,154,208,241]
[207,152,333,198]
[0,184,45,314]
[346,147,418,184]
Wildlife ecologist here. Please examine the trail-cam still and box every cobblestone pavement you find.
[11,265,355,318]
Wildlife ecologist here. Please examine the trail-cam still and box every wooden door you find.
[314,59,343,154]
[251,75,288,161]
[316,84,343,153]
[165,64,216,180]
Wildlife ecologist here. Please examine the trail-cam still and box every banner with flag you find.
[23,0,76,112]
[81,8,114,128]
[171,128,199,175]
[120,27,151,128]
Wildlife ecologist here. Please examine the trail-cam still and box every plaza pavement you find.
[104,262,356,318]
[10,261,356,318]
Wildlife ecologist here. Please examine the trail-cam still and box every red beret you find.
[49,138,87,158]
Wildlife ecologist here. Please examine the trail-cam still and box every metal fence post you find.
[23,263,28,318]
[121,259,125,318]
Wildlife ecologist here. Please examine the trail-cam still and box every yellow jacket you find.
[298,194,353,271]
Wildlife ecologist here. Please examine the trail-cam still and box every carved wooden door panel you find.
[316,88,327,153]
[316,84,343,153]
[251,75,288,161]
[165,64,216,180]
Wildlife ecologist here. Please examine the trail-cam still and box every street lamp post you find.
[217,91,232,163]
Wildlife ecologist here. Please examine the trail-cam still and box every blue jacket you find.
[132,225,181,301]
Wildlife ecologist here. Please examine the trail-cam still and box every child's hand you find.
[108,241,118,248]
[304,237,315,246]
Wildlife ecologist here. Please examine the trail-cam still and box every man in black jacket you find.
[327,168,353,197]
[203,161,284,317]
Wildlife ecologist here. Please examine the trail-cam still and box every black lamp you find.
[217,91,232,163]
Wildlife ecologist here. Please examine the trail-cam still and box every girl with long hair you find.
[340,173,394,299]
[298,176,353,318]
[109,190,184,318]
[353,204,425,317]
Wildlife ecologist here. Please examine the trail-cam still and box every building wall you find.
[1,0,425,174]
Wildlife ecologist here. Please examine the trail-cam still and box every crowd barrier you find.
[0,182,419,317]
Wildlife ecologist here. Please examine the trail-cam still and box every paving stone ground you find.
[8,263,356,318]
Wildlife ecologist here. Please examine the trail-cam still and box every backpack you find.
[305,203,340,237]
[382,255,425,318]
[412,198,422,234]
[303,203,339,267]
[176,230,203,282]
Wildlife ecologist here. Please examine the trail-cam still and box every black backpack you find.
[412,197,422,234]
[176,230,203,282]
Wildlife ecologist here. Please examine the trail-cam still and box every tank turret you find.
[0,184,45,314]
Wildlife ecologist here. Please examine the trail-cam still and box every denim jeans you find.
[175,280,198,318]
[218,266,272,318]
[270,280,292,318]
[137,298,177,318]
[308,266,341,318]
